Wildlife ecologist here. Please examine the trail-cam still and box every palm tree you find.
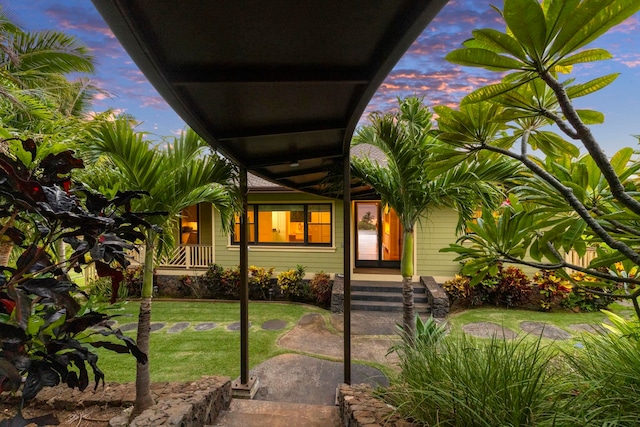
[351,96,519,338]
[84,119,238,416]
[0,6,93,116]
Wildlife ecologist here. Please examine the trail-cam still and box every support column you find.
[232,165,259,398]
[343,153,352,385]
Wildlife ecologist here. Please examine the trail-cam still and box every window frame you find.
[232,203,333,247]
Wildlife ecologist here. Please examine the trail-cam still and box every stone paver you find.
[119,323,137,332]
[212,399,341,427]
[520,321,571,340]
[278,313,399,366]
[227,321,251,331]
[194,322,217,331]
[462,322,518,339]
[569,323,607,334]
[150,322,165,332]
[261,319,287,330]
[167,322,190,333]
[251,354,387,405]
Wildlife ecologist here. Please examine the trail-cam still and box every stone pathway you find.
[111,319,288,333]
[461,320,609,340]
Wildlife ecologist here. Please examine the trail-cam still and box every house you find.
[159,173,463,284]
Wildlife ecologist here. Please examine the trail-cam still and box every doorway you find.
[355,201,401,268]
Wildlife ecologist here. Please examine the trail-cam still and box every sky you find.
[7,0,640,155]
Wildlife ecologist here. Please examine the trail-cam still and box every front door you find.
[355,202,402,268]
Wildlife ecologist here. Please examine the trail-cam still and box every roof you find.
[91,0,448,197]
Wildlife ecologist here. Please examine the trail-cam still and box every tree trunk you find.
[131,238,156,418]
[401,229,415,339]
[0,241,13,267]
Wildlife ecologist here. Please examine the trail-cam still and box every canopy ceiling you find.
[92,1,448,197]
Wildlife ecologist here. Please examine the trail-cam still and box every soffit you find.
[92,0,448,197]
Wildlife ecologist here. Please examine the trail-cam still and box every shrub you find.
[277,265,306,299]
[86,277,115,303]
[123,265,143,298]
[199,264,241,299]
[443,266,531,308]
[249,265,275,300]
[533,270,572,311]
[309,271,332,306]
[561,271,616,312]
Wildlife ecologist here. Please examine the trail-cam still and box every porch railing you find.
[564,247,597,272]
[84,244,215,281]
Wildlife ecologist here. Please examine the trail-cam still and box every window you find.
[233,203,332,246]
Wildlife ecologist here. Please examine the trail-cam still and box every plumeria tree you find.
[434,0,640,317]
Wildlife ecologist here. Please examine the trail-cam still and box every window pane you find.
[307,204,331,244]
[232,210,255,243]
[257,205,303,243]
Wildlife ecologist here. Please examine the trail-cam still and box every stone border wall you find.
[331,274,344,313]
[114,377,231,427]
[421,276,449,318]
[337,384,417,427]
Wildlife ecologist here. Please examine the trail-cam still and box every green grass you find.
[92,299,631,383]
[94,300,325,382]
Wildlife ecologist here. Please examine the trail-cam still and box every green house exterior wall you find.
[213,193,344,274]
[415,207,462,281]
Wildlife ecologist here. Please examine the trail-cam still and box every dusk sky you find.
[8,1,640,155]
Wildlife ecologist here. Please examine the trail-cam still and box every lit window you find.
[232,204,332,246]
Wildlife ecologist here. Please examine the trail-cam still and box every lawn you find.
[91,299,629,383]
[93,300,325,382]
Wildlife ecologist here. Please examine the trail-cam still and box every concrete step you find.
[352,300,431,313]
[352,290,428,303]
[210,399,341,427]
[351,281,426,294]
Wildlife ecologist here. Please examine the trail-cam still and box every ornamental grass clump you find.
[563,312,640,425]
[386,333,572,426]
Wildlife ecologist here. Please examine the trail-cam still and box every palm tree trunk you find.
[131,238,156,418]
[401,229,415,339]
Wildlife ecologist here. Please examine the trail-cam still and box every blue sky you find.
[9,0,640,155]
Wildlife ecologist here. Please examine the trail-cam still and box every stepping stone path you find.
[520,321,571,340]
[119,323,137,332]
[569,323,607,334]
[168,322,190,333]
[261,319,287,330]
[227,321,252,331]
[150,322,165,332]
[462,322,518,339]
[194,322,217,331]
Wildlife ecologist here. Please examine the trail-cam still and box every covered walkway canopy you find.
[92,0,448,386]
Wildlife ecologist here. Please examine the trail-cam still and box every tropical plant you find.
[82,120,239,416]
[352,96,521,338]
[0,6,94,123]
[249,265,275,300]
[533,270,572,311]
[436,0,640,319]
[277,265,306,298]
[309,271,332,306]
[565,311,640,425]
[385,333,569,426]
[0,137,147,423]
